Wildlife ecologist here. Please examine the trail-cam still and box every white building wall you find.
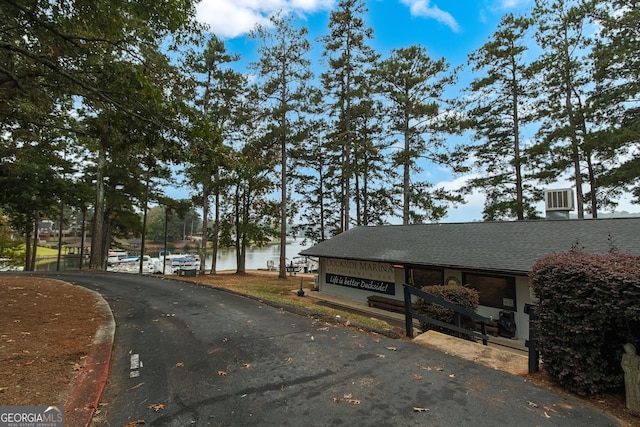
[317,257,533,340]
[317,257,403,303]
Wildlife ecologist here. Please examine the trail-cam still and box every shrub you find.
[530,252,640,395]
[415,285,479,336]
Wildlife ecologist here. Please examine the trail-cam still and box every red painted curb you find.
[64,292,115,427]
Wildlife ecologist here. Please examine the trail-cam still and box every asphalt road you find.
[39,271,619,427]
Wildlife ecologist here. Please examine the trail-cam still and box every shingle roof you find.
[299,218,640,275]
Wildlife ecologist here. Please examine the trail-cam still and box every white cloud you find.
[196,0,335,39]
[497,0,531,9]
[400,0,461,32]
[434,173,485,222]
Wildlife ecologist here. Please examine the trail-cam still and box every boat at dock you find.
[107,254,156,274]
[158,251,201,274]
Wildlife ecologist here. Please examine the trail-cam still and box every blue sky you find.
[185,0,637,221]
[197,0,534,77]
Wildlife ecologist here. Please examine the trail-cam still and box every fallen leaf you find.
[148,403,165,412]
[448,374,455,378]
[543,411,551,419]
[346,399,361,405]
[375,354,386,358]
[413,407,429,412]
[218,371,227,376]
[331,336,337,340]
[343,393,352,399]
[413,374,422,380]
[386,346,397,351]
[281,384,285,391]
[527,401,539,408]
[175,362,184,368]
[123,420,146,427]
[318,327,329,331]
[543,406,558,413]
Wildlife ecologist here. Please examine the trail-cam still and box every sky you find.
[182,0,639,222]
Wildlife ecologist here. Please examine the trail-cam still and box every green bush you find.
[415,285,479,335]
[530,252,640,395]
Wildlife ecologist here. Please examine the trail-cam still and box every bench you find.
[285,265,297,276]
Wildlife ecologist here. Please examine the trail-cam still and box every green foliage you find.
[530,0,600,218]
[251,12,314,275]
[376,45,459,223]
[0,216,23,265]
[320,0,377,231]
[591,1,640,205]
[415,285,480,333]
[457,13,540,221]
[530,251,640,395]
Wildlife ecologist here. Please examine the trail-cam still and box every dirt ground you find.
[0,275,104,406]
[0,272,636,426]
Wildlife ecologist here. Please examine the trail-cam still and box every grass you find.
[1,245,60,267]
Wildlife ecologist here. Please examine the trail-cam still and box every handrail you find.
[403,284,491,345]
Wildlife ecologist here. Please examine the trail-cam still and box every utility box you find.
[498,311,516,338]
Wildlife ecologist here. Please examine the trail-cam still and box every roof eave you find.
[300,251,529,277]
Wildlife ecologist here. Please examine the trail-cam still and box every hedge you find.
[530,251,640,395]
[415,284,479,336]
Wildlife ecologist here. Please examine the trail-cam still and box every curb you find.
[64,289,115,427]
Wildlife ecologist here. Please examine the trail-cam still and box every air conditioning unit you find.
[545,188,574,211]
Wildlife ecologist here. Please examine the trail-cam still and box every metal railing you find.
[403,284,492,345]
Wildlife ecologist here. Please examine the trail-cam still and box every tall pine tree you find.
[251,12,313,278]
[591,0,640,206]
[320,0,376,231]
[376,45,458,224]
[531,0,599,217]
[457,14,539,221]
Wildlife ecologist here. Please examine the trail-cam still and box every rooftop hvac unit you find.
[545,188,574,211]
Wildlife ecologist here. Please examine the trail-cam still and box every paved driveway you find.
[44,271,618,426]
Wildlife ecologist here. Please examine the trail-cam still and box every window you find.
[408,268,444,288]
[462,273,516,311]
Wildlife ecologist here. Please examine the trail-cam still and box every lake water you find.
[36,240,312,272]
[205,240,310,271]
